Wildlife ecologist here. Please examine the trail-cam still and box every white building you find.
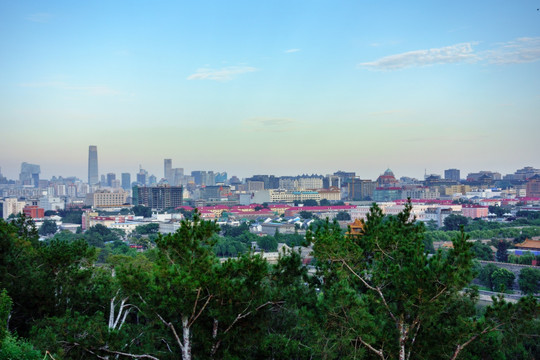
[38,196,65,211]
[297,177,323,190]
[2,198,26,219]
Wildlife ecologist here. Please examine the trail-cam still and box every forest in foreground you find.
[1,203,539,360]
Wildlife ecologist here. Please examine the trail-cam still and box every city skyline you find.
[0,148,539,183]
[1,1,539,180]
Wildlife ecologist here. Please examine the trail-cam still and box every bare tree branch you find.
[99,347,160,360]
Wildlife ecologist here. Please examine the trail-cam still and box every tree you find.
[335,211,351,221]
[134,223,159,235]
[302,199,319,206]
[320,199,331,206]
[39,219,57,236]
[488,205,507,218]
[257,236,278,251]
[299,211,313,219]
[309,202,478,360]
[117,212,278,360]
[471,240,493,260]
[132,205,152,218]
[518,267,540,295]
[491,268,515,292]
[496,240,511,262]
[444,214,469,231]
[85,224,121,248]
[478,263,498,290]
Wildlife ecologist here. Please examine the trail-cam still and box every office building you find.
[444,169,460,182]
[107,173,116,187]
[88,146,99,185]
[2,198,26,219]
[19,162,40,186]
[526,175,540,197]
[137,167,148,185]
[171,168,184,185]
[133,185,183,210]
[121,173,131,190]
[164,159,172,182]
[86,189,129,208]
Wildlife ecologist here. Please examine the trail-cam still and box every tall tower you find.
[164,159,172,182]
[88,145,99,185]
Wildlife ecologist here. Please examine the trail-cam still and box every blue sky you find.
[1,1,539,181]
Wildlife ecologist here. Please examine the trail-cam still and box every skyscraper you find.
[19,162,40,186]
[88,146,99,185]
[107,173,116,187]
[164,159,172,182]
[121,173,131,190]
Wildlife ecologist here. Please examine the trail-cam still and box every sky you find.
[1,0,539,181]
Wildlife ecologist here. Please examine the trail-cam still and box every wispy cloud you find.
[187,66,257,81]
[19,82,119,96]
[485,37,540,65]
[26,13,53,23]
[243,118,299,133]
[360,37,540,71]
[360,42,478,70]
[284,49,301,53]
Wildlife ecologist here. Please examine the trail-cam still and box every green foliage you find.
[489,205,509,217]
[519,267,540,294]
[257,235,278,251]
[320,199,331,206]
[0,290,11,342]
[309,202,477,359]
[496,240,511,262]
[57,209,83,224]
[471,240,494,260]
[134,222,159,235]
[220,222,249,237]
[132,205,152,218]
[335,211,351,221]
[509,251,536,265]
[85,224,121,248]
[444,214,469,231]
[0,333,41,360]
[478,263,499,290]
[39,219,58,236]
[1,203,539,360]
[302,199,319,206]
[491,268,515,292]
[298,211,313,219]
[516,210,540,220]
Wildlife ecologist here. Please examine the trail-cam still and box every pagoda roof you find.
[515,239,540,250]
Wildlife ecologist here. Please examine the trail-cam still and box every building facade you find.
[86,189,129,208]
[133,185,183,210]
[88,146,99,185]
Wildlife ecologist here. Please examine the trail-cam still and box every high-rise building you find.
[444,168,460,182]
[2,198,26,219]
[164,159,172,182]
[107,173,116,187]
[121,173,131,190]
[171,168,184,185]
[137,167,148,185]
[132,185,183,210]
[19,162,40,186]
[88,146,99,185]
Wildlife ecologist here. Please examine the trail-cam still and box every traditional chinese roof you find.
[515,239,540,250]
